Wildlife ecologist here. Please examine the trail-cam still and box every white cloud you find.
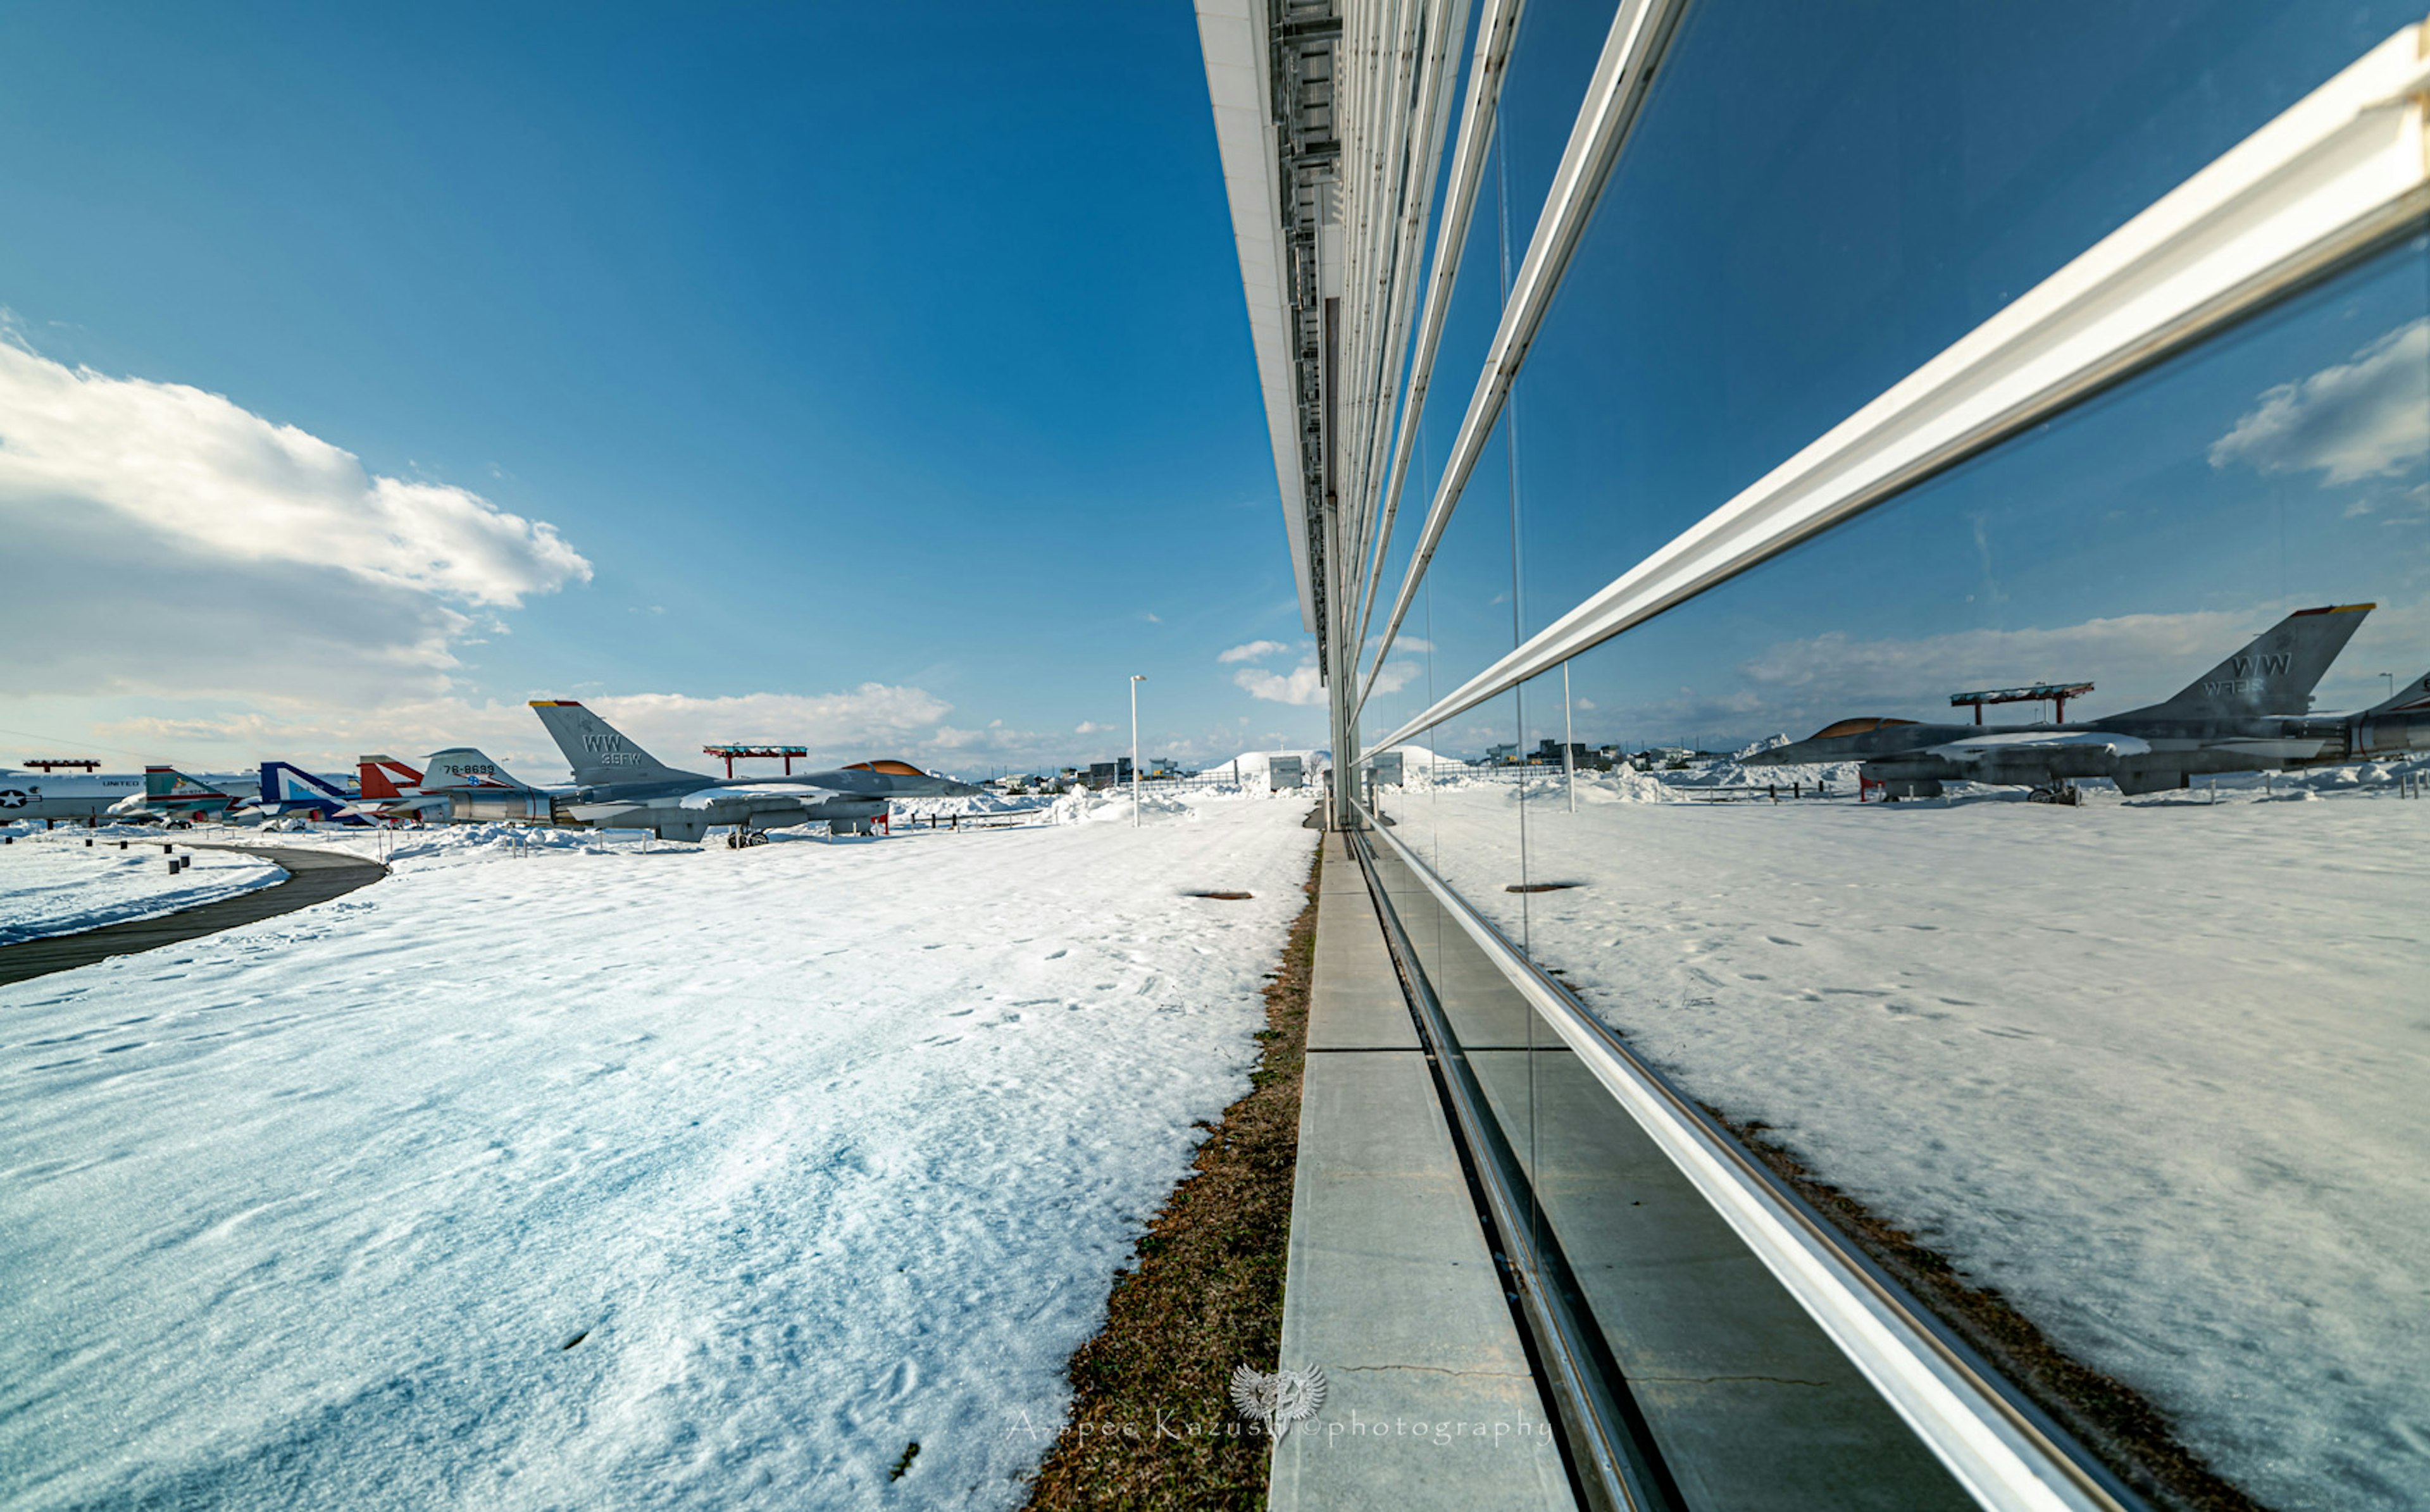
[1236,658,1418,705]
[582,686,951,757]
[0,336,596,726]
[1371,660,1419,697]
[1075,720,1113,734]
[1232,663,1325,705]
[1217,639,1290,664]
[1737,611,2253,712]
[2209,318,2430,486]
[0,337,590,606]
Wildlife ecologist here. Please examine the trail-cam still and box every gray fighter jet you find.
[1743,603,2429,798]
[528,700,980,839]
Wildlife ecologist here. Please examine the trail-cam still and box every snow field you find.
[0,833,284,944]
[1400,780,2428,1509]
[0,793,1316,1509]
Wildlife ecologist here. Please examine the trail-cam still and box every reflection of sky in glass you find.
[1497,244,2430,757]
[1500,0,2424,643]
[1495,0,1621,239]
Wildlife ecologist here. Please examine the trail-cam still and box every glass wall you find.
[1343,6,2430,1507]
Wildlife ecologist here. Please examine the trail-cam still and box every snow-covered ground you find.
[0,791,1316,1509]
[0,830,284,944]
[1395,771,2428,1509]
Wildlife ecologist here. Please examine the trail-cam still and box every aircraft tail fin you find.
[259,762,354,806]
[2123,604,2372,719]
[144,767,231,802]
[356,755,423,801]
[419,748,529,791]
[528,702,699,786]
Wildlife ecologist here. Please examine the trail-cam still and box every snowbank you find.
[1409,779,2429,1506]
[0,838,284,945]
[0,798,1316,1509]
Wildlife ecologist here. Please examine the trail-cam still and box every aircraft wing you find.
[1926,731,2154,762]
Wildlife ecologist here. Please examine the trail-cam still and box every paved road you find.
[0,845,388,987]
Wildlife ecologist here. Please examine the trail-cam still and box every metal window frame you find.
[1354,803,2138,1512]
[1342,0,1469,596]
[1357,0,1687,719]
[1366,20,2430,757]
[1349,0,1520,669]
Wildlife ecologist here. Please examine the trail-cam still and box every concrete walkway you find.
[0,845,387,987]
[1268,832,1574,1511]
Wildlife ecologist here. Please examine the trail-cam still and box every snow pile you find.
[1419,785,2430,1506]
[0,798,1315,1509]
[1049,786,1210,826]
[1656,738,1862,791]
[1581,766,1684,804]
[888,790,1045,822]
[0,840,284,945]
[1204,748,1329,787]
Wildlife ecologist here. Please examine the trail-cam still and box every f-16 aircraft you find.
[528,700,980,840]
[349,750,557,824]
[1745,603,2428,798]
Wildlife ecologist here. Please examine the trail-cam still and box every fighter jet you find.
[351,749,558,824]
[104,767,250,824]
[1744,603,2425,798]
[526,700,981,840]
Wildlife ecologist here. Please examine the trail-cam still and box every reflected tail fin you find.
[2124,604,2372,719]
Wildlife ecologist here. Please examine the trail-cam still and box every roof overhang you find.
[1197,0,1334,638]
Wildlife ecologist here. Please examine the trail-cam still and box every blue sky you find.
[0,4,1324,778]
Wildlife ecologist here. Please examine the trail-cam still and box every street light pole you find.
[1562,661,1576,814]
[1130,674,1147,829]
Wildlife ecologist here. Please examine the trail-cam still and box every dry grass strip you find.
[1021,844,1319,1511]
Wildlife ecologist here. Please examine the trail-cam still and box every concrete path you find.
[0,845,387,987]
[1269,832,1574,1511]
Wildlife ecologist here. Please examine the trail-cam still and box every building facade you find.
[1202,2,2430,1507]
